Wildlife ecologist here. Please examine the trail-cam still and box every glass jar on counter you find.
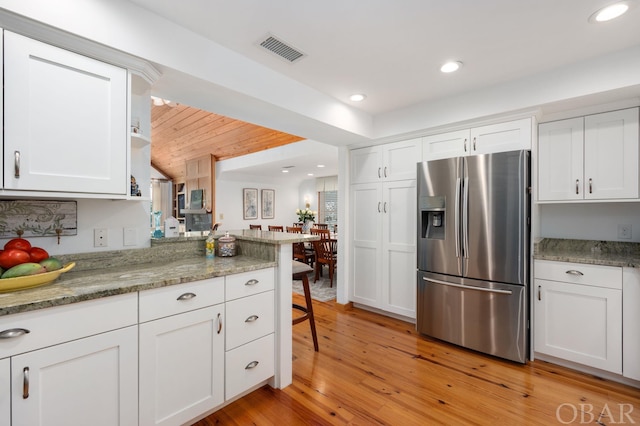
[217,232,236,257]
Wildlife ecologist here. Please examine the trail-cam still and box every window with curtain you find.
[318,190,337,229]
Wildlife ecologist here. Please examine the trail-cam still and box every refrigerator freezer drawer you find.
[416,272,527,363]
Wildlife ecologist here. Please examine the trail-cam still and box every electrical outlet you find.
[94,228,108,247]
[618,224,632,240]
[123,228,137,246]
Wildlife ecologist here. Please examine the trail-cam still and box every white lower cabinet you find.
[138,278,225,426]
[0,358,9,426]
[11,326,138,426]
[139,305,224,426]
[534,260,622,374]
[623,268,640,381]
[0,293,138,426]
[224,269,276,400]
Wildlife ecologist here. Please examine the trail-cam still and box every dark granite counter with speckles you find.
[0,230,316,317]
[534,238,640,268]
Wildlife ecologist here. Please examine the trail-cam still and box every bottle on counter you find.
[205,230,215,259]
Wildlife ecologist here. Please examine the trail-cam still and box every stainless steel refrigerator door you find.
[416,271,527,363]
[417,159,462,277]
[463,150,529,285]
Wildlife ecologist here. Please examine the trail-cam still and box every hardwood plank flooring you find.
[194,295,640,425]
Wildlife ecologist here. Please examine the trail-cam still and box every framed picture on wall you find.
[261,189,275,219]
[243,188,258,220]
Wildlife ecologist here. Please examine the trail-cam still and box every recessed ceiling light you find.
[307,173,314,176]
[349,94,366,102]
[589,1,633,22]
[441,61,463,73]
[317,164,325,168]
[281,169,289,173]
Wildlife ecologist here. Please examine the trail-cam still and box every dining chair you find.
[268,225,284,232]
[249,224,262,230]
[314,223,329,230]
[310,228,330,240]
[293,222,303,227]
[288,226,314,266]
[314,238,337,287]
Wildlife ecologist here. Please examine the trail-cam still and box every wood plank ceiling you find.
[150,102,304,182]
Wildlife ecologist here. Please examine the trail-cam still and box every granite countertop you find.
[153,229,319,245]
[0,254,275,317]
[534,238,640,268]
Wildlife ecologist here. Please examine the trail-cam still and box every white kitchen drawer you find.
[225,268,274,301]
[534,260,622,289]
[225,333,274,400]
[225,291,274,350]
[0,293,137,358]
[139,277,224,323]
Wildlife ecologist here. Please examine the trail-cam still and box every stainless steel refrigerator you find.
[416,150,530,363]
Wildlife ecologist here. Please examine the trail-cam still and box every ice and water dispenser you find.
[419,196,445,240]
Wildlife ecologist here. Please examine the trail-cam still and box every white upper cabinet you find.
[538,107,639,201]
[3,31,128,196]
[351,138,421,184]
[422,118,532,161]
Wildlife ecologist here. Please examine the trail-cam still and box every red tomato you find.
[0,249,31,269]
[4,238,32,252]
[29,247,49,263]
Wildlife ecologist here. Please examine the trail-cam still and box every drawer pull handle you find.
[565,270,584,276]
[23,367,29,399]
[177,292,196,301]
[0,328,30,339]
[245,315,259,322]
[217,313,222,334]
[14,151,21,178]
[245,279,259,286]
[245,361,259,370]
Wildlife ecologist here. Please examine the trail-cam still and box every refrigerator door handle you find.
[422,277,513,295]
[455,177,461,258]
[462,177,469,258]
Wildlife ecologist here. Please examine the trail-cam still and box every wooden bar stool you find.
[292,260,319,351]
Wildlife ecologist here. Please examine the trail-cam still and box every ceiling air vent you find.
[258,35,305,63]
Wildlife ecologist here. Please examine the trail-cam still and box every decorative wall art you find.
[0,200,77,238]
[261,189,275,219]
[243,188,258,220]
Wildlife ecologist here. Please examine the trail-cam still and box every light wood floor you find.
[195,294,640,425]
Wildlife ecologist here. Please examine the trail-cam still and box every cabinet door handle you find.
[245,361,259,370]
[538,285,541,301]
[14,151,21,178]
[589,178,593,194]
[377,167,382,178]
[377,202,382,213]
[383,167,388,178]
[464,138,467,152]
[565,270,584,276]
[245,315,259,322]
[217,313,222,334]
[473,137,477,151]
[0,328,30,339]
[245,279,259,286]
[23,367,29,399]
[176,292,196,301]
[576,179,579,195]
[383,202,388,213]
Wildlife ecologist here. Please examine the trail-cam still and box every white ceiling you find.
[128,0,640,178]
[129,0,640,115]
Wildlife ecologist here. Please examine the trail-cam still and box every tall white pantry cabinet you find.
[350,139,420,318]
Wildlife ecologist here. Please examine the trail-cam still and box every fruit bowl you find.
[0,262,76,293]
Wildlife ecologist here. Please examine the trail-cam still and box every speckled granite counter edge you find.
[0,233,290,316]
[534,238,640,268]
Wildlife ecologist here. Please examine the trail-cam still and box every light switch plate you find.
[123,228,137,246]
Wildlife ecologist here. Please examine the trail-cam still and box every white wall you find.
[539,203,640,243]
[0,199,151,256]
[214,178,303,231]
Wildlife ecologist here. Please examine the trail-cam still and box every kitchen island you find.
[0,230,317,426]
